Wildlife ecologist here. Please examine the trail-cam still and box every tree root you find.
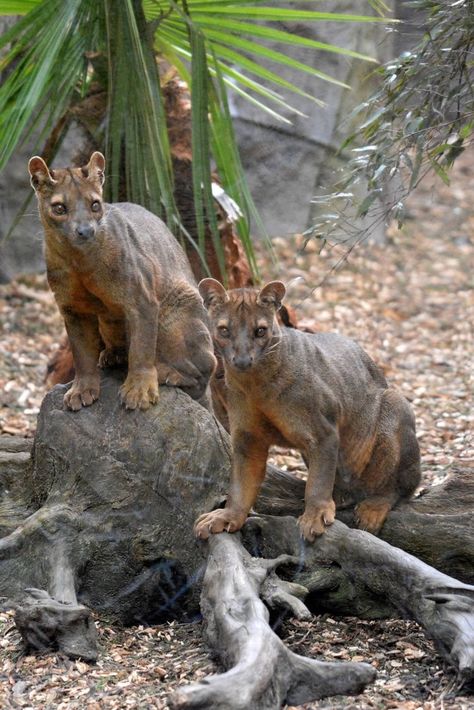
[258,464,474,585]
[246,517,474,684]
[170,533,375,709]
[13,589,97,661]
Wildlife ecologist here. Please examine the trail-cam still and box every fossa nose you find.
[75,223,95,240]
[232,354,253,371]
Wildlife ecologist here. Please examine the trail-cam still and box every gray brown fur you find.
[195,279,421,541]
[28,152,215,411]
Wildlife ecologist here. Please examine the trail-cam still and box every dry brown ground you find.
[0,152,473,708]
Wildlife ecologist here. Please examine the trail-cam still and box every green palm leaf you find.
[158,27,305,122]
[0,0,39,12]
[154,1,385,111]
[103,0,178,224]
[0,0,384,278]
[187,21,222,271]
[0,0,98,167]
[209,55,266,279]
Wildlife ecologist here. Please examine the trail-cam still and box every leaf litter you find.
[0,152,473,707]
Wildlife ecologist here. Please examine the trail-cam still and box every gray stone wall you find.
[0,16,44,282]
[0,17,90,281]
[230,1,396,239]
[0,119,88,282]
[0,138,44,282]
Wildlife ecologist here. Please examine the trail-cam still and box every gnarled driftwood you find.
[169,533,376,709]
[0,372,473,704]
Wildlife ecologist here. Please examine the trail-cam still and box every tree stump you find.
[0,372,473,702]
[0,371,230,657]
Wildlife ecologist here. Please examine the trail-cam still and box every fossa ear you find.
[198,278,229,308]
[83,151,105,185]
[257,281,286,310]
[28,156,57,192]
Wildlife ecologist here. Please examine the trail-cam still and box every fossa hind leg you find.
[98,318,127,368]
[356,389,421,534]
[157,319,216,401]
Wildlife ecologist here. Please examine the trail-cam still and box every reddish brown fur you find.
[29,152,216,411]
[46,339,74,386]
[194,279,421,541]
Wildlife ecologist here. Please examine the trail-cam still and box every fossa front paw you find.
[194,508,247,540]
[298,500,336,542]
[120,369,159,410]
[64,375,100,411]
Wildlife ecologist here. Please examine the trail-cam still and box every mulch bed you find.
[1,611,471,709]
[1,151,473,707]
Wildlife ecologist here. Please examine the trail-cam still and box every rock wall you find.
[0,110,87,283]
[231,1,396,240]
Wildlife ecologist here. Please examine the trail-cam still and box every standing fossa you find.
[28,152,216,411]
[194,279,421,541]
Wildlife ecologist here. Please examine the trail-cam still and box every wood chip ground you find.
[1,152,473,707]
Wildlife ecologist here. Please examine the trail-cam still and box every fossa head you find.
[199,278,285,372]
[28,152,106,246]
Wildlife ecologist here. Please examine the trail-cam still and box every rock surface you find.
[0,372,230,623]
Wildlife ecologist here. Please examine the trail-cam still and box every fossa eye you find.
[218,326,230,338]
[255,326,267,338]
[91,201,101,213]
[51,203,67,216]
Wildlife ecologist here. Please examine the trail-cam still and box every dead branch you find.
[170,532,375,709]
[244,517,474,683]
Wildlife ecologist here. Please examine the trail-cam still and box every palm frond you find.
[165,19,327,105]
[158,29,304,122]
[103,0,178,225]
[0,0,99,169]
[0,1,40,13]
[209,55,265,280]
[188,23,225,277]
[0,0,384,280]
[177,16,378,63]
[153,1,387,115]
